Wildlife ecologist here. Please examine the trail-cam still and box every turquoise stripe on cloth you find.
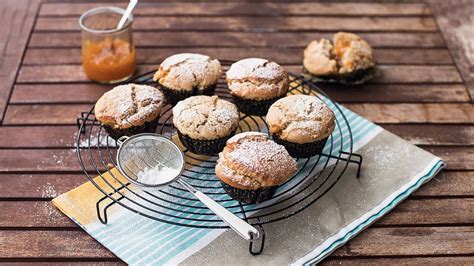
[78,103,380,265]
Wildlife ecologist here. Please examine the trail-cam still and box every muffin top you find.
[215,132,297,190]
[332,32,375,74]
[226,58,289,100]
[303,32,375,76]
[95,83,164,129]
[172,95,240,140]
[266,95,335,144]
[153,53,222,91]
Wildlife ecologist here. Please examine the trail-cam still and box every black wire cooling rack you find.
[76,62,363,255]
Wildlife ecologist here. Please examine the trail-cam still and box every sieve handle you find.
[194,191,260,241]
[117,136,130,146]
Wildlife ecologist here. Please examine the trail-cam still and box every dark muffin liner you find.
[102,118,159,140]
[232,95,282,116]
[220,181,278,204]
[302,66,377,86]
[178,130,235,156]
[158,83,216,105]
[272,134,328,158]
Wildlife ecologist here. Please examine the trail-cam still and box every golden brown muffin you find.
[172,95,240,155]
[266,95,335,144]
[154,53,221,91]
[216,132,297,190]
[94,83,164,139]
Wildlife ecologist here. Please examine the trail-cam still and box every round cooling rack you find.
[76,61,363,254]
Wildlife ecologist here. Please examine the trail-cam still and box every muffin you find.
[172,95,240,155]
[303,32,376,85]
[226,58,289,116]
[153,53,222,105]
[266,95,335,158]
[95,83,164,140]
[216,132,297,204]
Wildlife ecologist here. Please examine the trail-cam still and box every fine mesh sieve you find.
[115,133,259,241]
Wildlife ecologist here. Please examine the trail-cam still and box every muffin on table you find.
[226,58,289,116]
[215,132,297,204]
[172,95,240,155]
[303,32,376,84]
[153,53,222,105]
[95,83,164,140]
[266,95,335,158]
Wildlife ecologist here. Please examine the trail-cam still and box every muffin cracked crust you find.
[266,95,335,157]
[153,53,221,104]
[216,132,297,203]
[303,32,376,84]
[266,95,335,144]
[226,58,288,101]
[172,95,239,155]
[95,83,164,139]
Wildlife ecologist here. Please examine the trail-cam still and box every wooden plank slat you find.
[4,103,473,125]
[10,83,470,104]
[0,125,472,149]
[0,174,86,199]
[1,198,471,228]
[345,103,474,124]
[0,0,40,122]
[381,125,474,145]
[35,16,438,32]
[15,65,463,84]
[323,257,474,265]
[431,0,474,102]
[1,171,471,199]
[1,227,472,258]
[22,47,454,65]
[0,147,471,172]
[39,2,431,16]
[29,32,447,48]
[331,226,474,257]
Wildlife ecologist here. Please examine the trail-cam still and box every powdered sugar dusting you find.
[226,58,285,80]
[137,165,181,185]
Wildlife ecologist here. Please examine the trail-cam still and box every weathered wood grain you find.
[15,65,463,83]
[23,47,454,65]
[35,16,438,32]
[10,83,470,104]
[4,103,473,125]
[431,0,474,102]
[0,174,86,199]
[29,32,447,48]
[412,171,474,197]
[345,103,474,123]
[0,147,470,172]
[382,124,474,145]
[323,256,474,265]
[39,2,431,16]
[0,0,40,122]
[1,227,472,258]
[1,198,471,228]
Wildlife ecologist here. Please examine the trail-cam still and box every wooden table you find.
[0,0,473,264]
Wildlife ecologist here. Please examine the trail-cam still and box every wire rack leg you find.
[239,203,266,255]
[96,184,128,224]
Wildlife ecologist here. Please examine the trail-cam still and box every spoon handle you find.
[179,180,260,241]
[117,0,138,30]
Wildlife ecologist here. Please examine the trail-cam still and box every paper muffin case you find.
[272,134,329,158]
[158,83,217,105]
[177,130,235,156]
[103,117,159,140]
[220,181,278,204]
[232,95,282,116]
[302,66,377,86]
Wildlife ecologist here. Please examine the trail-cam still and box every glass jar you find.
[79,6,136,84]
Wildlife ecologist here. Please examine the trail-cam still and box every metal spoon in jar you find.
[115,133,260,241]
[116,0,138,30]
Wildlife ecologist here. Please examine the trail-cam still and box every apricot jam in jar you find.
[79,7,136,84]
